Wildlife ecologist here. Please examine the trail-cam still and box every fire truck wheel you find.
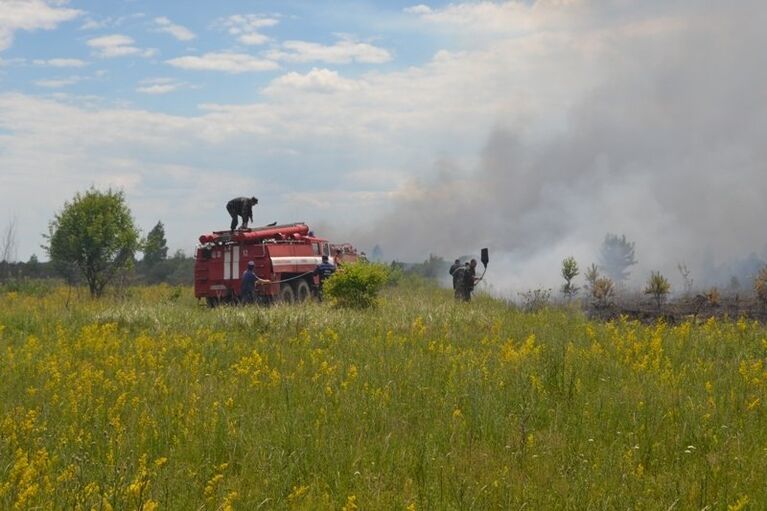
[294,280,312,302]
[279,283,295,303]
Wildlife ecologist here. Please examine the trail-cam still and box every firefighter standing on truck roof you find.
[314,255,336,302]
[240,260,270,304]
[227,196,258,230]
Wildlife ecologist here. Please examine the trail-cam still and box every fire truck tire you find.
[293,280,312,302]
[279,283,295,303]
[206,297,219,308]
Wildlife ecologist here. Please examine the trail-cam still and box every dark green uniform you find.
[460,265,477,301]
[227,197,258,230]
[452,265,466,299]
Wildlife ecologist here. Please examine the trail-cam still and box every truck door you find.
[223,244,241,282]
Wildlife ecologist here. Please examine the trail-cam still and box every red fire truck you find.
[329,243,359,265]
[195,222,333,306]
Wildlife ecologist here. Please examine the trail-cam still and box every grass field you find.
[1,282,765,510]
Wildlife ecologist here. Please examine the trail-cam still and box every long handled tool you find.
[476,248,489,282]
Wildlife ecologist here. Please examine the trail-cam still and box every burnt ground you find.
[586,295,767,324]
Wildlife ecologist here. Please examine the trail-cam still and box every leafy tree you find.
[408,254,447,280]
[561,256,580,300]
[599,233,637,284]
[141,249,193,285]
[26,254,40,275]
[644,271,671,311]
[143,220,168,267]
[45,188,140,297]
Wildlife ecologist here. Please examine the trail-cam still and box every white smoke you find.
[351,1,767,295]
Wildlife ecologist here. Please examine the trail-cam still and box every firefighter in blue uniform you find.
[314,255,336,302]
[240,260,270,304]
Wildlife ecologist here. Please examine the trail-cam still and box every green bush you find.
[324,262,390,309]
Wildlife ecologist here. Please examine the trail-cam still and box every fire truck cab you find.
[195,222,331,306]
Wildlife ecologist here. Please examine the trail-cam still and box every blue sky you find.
[2,0,766,290]
[0,1,468,249]
[2,1,456,113]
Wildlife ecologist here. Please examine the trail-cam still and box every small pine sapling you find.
[584,263,599,292]
[561,256,580,301]
[644,271,671,311]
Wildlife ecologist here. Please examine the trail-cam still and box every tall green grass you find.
[0,283,764,509]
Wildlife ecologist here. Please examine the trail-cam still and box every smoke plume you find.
[352,1,767,295]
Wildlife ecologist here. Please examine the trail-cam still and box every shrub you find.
[324,263,390,309]
[584,263,599,292]
[591,276,614,308]
[386,262,405,287]
[706,288,721,307]
[644,271,671,310]
[519,288,551,312]
[755,266,767,307]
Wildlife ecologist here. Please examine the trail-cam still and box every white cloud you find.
[239,33,269,46]
[403,0,588,35]
[34,75,83,88]
[263,68,363,95]
[0,0,81,52]
[136,77,189,95]
[404,5,433,15]
[79,12,146,31]
[166,52,278,73]
[266,38,391,64]
[33,58,87,67]
[214,14,278,46]
[403,0,679,38]
[87,34,156,58]
[153,16,195,41]
[136,84,178,95]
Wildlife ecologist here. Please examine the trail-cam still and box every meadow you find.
[0,282,765,510]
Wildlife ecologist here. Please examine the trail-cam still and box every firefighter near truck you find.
[195,222,348,306]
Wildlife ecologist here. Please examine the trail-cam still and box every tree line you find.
[0,188,193,293]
